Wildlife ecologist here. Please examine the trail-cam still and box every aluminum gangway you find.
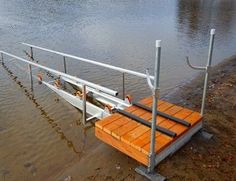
[0,29,215,181]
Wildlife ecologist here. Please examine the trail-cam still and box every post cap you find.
[210,29,215,35]
[156,40,161,48]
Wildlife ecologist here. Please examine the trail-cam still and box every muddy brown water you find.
[0,0,236,180]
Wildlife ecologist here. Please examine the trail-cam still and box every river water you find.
[0,0,236,180]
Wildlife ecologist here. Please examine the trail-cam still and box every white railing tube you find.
[0,50,118,96]
[22,43,154,80]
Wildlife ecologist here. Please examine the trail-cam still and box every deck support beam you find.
[154,121,202,165]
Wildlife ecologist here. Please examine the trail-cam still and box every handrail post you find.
[29,47,34,91]
[148,40,161,173]
[82,84,87,125]
[1,53,3,64]
[201,29,215,116]
[30,47,34,60]
[122,73,125,100]
[63,56,67,73]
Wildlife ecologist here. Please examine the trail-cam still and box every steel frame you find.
[0,29,215,180]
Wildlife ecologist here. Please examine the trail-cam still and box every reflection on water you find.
[177,0,236,42]
[2,63,82,155]
[0,0,236,180]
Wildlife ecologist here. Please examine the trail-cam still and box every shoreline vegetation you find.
[57,56,236,181]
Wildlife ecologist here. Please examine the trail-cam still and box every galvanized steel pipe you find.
[22,43,154,80]
[0,50,118,96]
[201,29,215,116]
[148,40,161,173]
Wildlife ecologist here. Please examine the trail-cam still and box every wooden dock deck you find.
[95,97,202,166]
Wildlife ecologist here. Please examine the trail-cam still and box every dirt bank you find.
[58,56,236,181]
[160,56,236,180]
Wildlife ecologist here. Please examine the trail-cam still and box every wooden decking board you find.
[169,124,187,136]
[95,127,149,165]
[102,99,150,135]
[95,113,123,129]
[121,124,150,145]
[103,118,130,134]
[131,131,161,151]
[142,134,173,155]
[139,96,153,105]
[110,106,148,138]
[112,121,141,140]
[139,97,165,106]
[103,112,137,134]
[102,104,141,134]
[185,112,202,125]
[109,100,167,141]
[95,98,203,166]
[174,108,193,120]
[118,101,177,146]
[164,105,183,115]
[129,104,186,152]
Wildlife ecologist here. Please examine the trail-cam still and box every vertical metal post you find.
[30,47,34,60]
[122,73,125,100]
[148,40,161,173]
[63,56,67,73]
[201,29,215,116]
[1,53,3,64]
[82,84,87,125]
[29,47,34,91]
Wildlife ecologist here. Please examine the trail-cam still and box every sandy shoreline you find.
[58,56,236,181]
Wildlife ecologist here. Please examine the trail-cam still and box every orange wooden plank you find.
[114,102,173,143]
[103,118,130,135]
[95,113,123,129]
[169,111,202,136]
[112,120,141,140]
[161,108,193,136]
[164,105,183,115]
[185,112,202,125]
[101,103,141,134]
[121,125,150,144]
[156,105,183,130]
[101,98,166,137]
[139,97,165,106]
[129,104,183,152]
[142,134,172,155]
[109,104,152,140]
[174,108,193,120]
[131,130,161,151]
[139,96,153,105]
[169,124,186,136]
[131,104,190,154]
[95,127,149,166]
[130,130,152,151]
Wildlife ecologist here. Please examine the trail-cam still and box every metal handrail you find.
[185,29,215,116]
[22,42,154,80]
[0,50,118,96]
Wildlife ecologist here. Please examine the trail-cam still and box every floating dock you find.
[0,29,215,180]
[95,97,202,166]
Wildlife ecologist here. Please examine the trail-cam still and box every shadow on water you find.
[0,61,84,157]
